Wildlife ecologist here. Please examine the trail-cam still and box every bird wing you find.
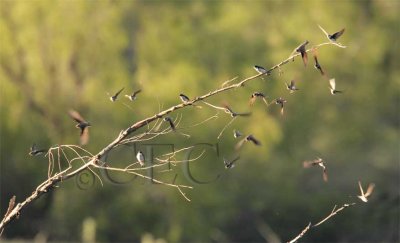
[235,138,246,150]
[80,127,89,145]
[114,87,125,98]
[247,135,261,145]
[318,24,330,38]
[133,89,142,96]
[358,181,365,196]
[322,168,328,182]
[331,28,345,40]
[329,78,336,90]
[364,183,375,197]
[69,109,85,123]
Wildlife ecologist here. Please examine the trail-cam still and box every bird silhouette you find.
[285,80,299,93]
[249,92,269,106]
[108,87,125,102]
[318,25,345,42]
[163,117,176,131]
[303,157,328,182]
[69,110,91,145]
[125,89,141,101]
[223,156,240,169]
[357,181,375,203]
[329,78,343,95]
[235,134,261,150]
[312,48,326,76]
[291,41,309,66]
[29,143,47,156]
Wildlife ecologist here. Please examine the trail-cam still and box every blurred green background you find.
[0,0,399,242]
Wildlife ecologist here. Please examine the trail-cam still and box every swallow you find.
[125,89,141,101]
[285,80,299,93]
[179,93,190,103]
[108,87,124,102]
[29,143,47,156]
[274,97,287,115]
[318,25,345,42]
[312,48,325,76]
[223,104,251,117]
[233,129,242,138]
[303,157,328,182]
[136,151,145,167]
[235,134,261,150]
[223,156,240,169]
[357,181,375,203]
[249,92,269,106]
[254,65,269,75]
[69,109,91,145]
[291,41,309,66]
[163,117,175,131]
[329,78,343,95]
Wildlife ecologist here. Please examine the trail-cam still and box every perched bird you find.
[291,41,309,67]
[136,151,145,167]
[329,78,343,95]
[223,156,240,169]
[318,25,345,42]
[274,97,287,115]
[163,117,176,131]
[253,65,269,75]
[179,93,191,103]
[29,143,46,156]
[285,80,299,93]
[357,181,375,203]
[249,92,269,106]
[233,129,242,138]
[312,48,325,76]
[69,110,91,145]
[125,89,142,101]
[223,104,251,117]
[108,87,125,102]
[235,134,261,150]
[303,157,328,182]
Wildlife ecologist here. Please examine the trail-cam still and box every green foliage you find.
[0,0,398,242]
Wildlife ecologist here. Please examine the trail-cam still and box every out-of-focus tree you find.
[0,0,398,242]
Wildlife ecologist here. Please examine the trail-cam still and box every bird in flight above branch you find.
[249,92,269,106]
[285,80,300,93]
[125,89,142,101]
[329,78,343,95]
[29,143,47,156]
[235,134,261,150]
[303,157,328,182]
[108,87,125,102]
[223,156,240,169]
[69,110,91,145]
[357,181,375,202]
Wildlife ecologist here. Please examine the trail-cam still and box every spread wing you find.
[318,24,330,38]
[329,78,336,90]
[69,109,85,123]
[364,183,375,197]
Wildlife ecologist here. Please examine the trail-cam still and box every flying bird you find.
[125,89,142,101]
[291,41,309,67]
[223,104,251,117]
[285,80,299,93]
[318,25,345,42]
[136,151,145,167]
[303,157,328,182]
[69,109,91,145]
[235,134,261,150]
[223,156,240,169]
[329,78,343,95]
[29,143,47,156]
[312,48,325,76]
[357,181,375,203]
[108,87,125,102]
[273,97,287,115]
[249,92,269,106]
[233,129,242,138]
[163,117,176,131]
